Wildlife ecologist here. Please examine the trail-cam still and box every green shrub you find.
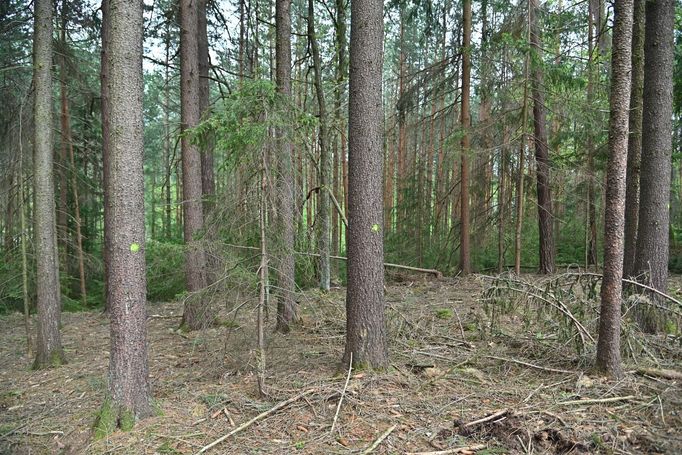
[146,240,186,302]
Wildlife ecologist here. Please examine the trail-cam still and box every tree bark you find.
[32,0,66,369]
[100,0,152,425]
[101,0,112,314]
[596,0,633,379]
[459,0,472,274]
[530,0,556,274]
[343,0,388,369]
[198,0,214,209]
[308,0,331,291]
[275,0,297,332]
[622,0,645,278]
[633,0,674,293]
[180,0,212,330]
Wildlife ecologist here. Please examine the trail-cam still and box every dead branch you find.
[557,395,636,406]
[197,389,316,454]
[485,355,577,375]
[460,409,510,428]
[361,424,397,454]
[223,243,443,278]
[635,367,682,380]
[330,352,352,433]
[406,443,488,454]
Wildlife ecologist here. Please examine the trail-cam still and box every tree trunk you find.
[98,0,152,428]
[622,0,645,278]
[633,0,674,295]
[586,0,599,269]
[163,21,172,240]
[514,22,531,275]
[595,0,633,378]
[198,0,214,209]
[274,0,297,332]
[32,0,66,369]
[180,0,212,330]
[343,0,388,369]
[101,0,112,314]
[530,0,556,274]
[308,0,331,291]
[58,25,87,305]
[459,0,472,274]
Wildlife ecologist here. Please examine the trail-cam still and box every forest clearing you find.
[2,274,681,454]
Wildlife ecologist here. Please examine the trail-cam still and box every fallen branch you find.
[330,352,352,433]
[635,367,682,381]
[485,355,577,375]
[197,389,315,454]
[460,409,509,429]
[406,443,487,455]
[557,395,636,406]
[361,424,397,454]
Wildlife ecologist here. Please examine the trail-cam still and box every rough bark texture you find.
[622,0,645,278]
[308,0,331,291]
[180,0,212,330]
[530,0,556,274]
[633,0,674,293]
[596,0,632,379]
[32,0,66,369]
[275,0,297,332]
[342,0,388,370]
[459,0,472,275]
[101,0,112,314]
[198,0,214,208]
[102,0,152,423]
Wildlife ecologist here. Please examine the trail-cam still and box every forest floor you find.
[1,274,681,455]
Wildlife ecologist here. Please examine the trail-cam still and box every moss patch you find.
[93,399,117,440]
[93,399,138,439]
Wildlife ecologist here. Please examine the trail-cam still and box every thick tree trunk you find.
[180,0,212,330]
[596,0,633,378]
[32,0,66,369]
[622,0,645,278]
[459,0,472,274]
[98,0,152,427]
[342,0,388,369]
[275,0,297,332]
[530,0,556,274]
[633,0,674,294]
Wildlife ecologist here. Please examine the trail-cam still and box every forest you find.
[1,0,681,452]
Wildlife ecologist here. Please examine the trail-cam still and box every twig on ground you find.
[557,395,636,406]
[331,352,352,433]
[405,443,487,454]
[361,424,397,454]
[542,411,568,427]
[196,388,316,454]
[460,409,509,428]
[486,355,577,375]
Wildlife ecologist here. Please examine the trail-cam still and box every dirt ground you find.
[1,274,681,454]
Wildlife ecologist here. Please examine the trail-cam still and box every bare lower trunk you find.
[343,0,388,369]
[32,0,65,369]
[530,0,555,274]
[622,0,645,278]
[596,0,633,378]
[180,0,212,330]
[275,0,297,332]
